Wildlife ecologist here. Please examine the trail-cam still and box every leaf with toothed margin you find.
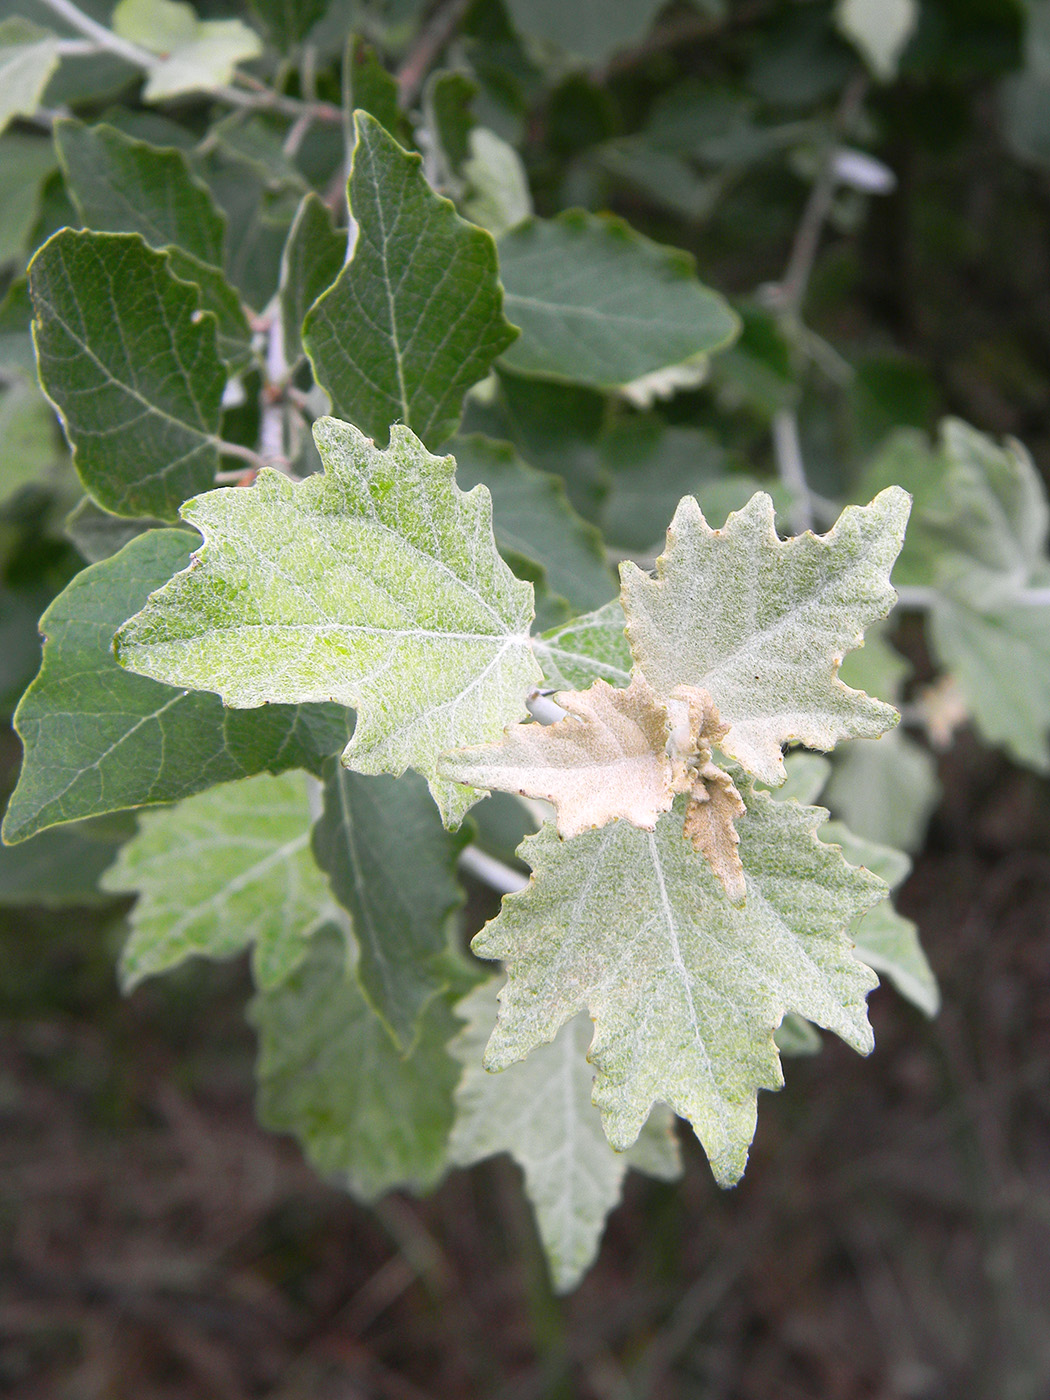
[449,978,681,1293]
[113,419,541,826]
[2,529,349,844]
[102,771,333,993]
[472,789,883,1186]
[620,488,911,786]
[250,925,462,1200]
[303,112,518,447]
[28,229,226,520]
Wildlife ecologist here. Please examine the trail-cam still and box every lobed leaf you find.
[474,791,883,1186]
[449,979,680,1293]
[304,113,517,447]
[532,601,633,692]
[103,772,332,992]
[114,419,540,825]
[53,120,250,363]
[621,488,910,785]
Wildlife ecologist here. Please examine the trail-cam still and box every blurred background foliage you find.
[3,0,1050,1396]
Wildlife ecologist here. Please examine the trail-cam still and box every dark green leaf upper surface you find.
[497,212,739,389]
[54,120,251,363]
[279,193,346,366]
[29,230,226,519]
[303,113,518,447]
[312,763,469,1050]
[4,529,348,843]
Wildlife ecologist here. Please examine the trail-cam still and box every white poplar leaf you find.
[620,488,910,786]
[449,980,680,1293]
[474,791,884,1186]
[115,419,540,825]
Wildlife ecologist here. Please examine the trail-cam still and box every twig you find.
[458,845,528,895]
[37,0,155,66]
[771,409,814,533]
[594,0,771,83]
[895,584,1050,610]
[396,0,474,108]
[765,71,869,527]
[38,0,340,124]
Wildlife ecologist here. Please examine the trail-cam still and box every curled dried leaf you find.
[442,675,676,836]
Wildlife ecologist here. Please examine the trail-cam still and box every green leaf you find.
[449,979,680,1293]
[56,118,225,268]
[64,496,183,565]
[0,812,135,908]
[114,419,540,825]
[473,790,883,1185]
[532,600,632,691]
[621,489,910,786]
[918,420,1050,770]
[835,0,918,80]
[250,926,461,1199]
[0,133,56,265]
[249,0,327,48]
[29,230,226,520]
[496,212,739,390]
[54,120,250,365]
[279,193,346,366]
[775,1013,822,1056]
[102,771,331,991]
[929,599,1050,771]
[303,112,517,447]
[0,18,60,135]
[767,750,832,806]
[112,0,263,101]
[504,0,665,63]
[422,68,477,183]
[0,374,59,502]
[312,762,468,1050]
[823,821,939,1016]
[824,728,940,853]
[452,434,614,615]
[598,419,730,554]
[462,128,532,238]
[4,529,348,843]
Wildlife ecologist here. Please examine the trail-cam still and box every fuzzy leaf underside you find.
[28,230,226,520]
[114,419,540,825]
[822,821,939,1017]
[103,771,332,992]
[251,927,460,1200]
[474,790,883,1185]
[312,762,469,1050]
[531,600,633,692]
[621,488,910,785]
[3,530,348,843]
[444,676,676,838]
[303,113,517,447]
[450,979,680,1293]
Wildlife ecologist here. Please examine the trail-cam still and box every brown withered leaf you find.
[667,685,746,903]
[442,675,676,837]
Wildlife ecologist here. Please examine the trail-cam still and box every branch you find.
[458,845,528,895]
[396,0,473,107]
